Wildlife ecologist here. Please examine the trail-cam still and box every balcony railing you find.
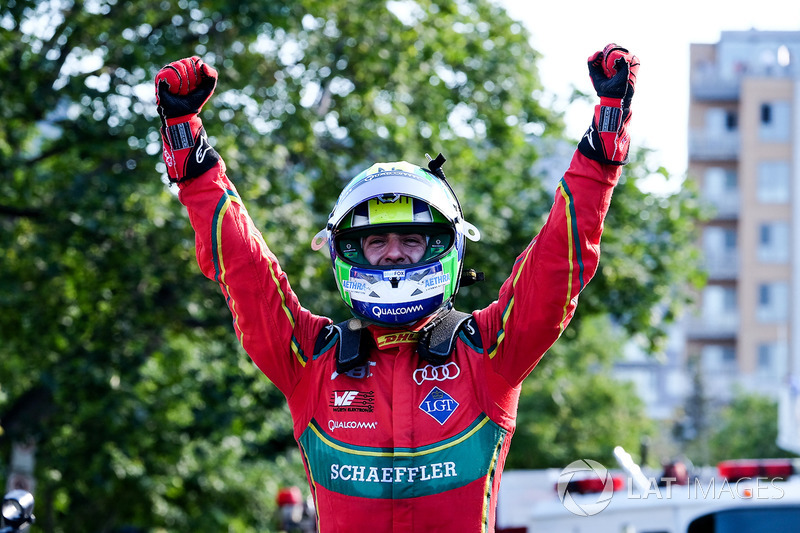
[702,252,739,279]
[690,75,741,101]
[703,192,739,219]
[684,312,739,340]
[689,131,740,161]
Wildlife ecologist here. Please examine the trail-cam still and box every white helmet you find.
[312,158,480,325]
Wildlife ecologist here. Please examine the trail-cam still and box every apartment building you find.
[687,30,800,412]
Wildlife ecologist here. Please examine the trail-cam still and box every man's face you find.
[363,232,426,266]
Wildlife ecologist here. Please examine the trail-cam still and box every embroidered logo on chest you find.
[419,386,459,425]
[330,390,375,413]
[375,331,419,349]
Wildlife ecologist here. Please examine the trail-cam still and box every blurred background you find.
[1,0,797,531]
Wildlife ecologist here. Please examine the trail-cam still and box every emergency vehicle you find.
[496,453,800,533]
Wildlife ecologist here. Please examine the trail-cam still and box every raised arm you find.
[474,44,640,387]
[154,57,329,396]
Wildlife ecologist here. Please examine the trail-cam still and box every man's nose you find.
[381,235,407,264]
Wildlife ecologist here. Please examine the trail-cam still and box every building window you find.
[703,168,739,216]
[756,282,788,322]
[758,344,772,369]
[757,222,789,263]
[701,345,737,373]
[706,108,739,134]
[761,103,772,124]
[704,167,738,195]
[721,346,736,363]
[701,286,738,331]
[724,229,737,249]
[757,342,786,378]
[725,110,738,131]
[756,160,790,203]
[759,101,790,142]
[703,227,738,276]
[723,286,737,311]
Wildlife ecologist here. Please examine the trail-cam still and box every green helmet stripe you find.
[335,260,353,306]
[439,250,459,300]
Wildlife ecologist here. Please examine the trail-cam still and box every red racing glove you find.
[155,56,221,183]
[577,44,640,165]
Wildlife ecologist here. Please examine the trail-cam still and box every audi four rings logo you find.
[413,362,461,385]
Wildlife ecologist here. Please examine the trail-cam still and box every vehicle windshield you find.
[688,505,800,532]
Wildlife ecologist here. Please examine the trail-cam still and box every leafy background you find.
[0,0,713,531]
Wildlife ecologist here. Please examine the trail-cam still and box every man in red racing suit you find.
[154,44,639,532]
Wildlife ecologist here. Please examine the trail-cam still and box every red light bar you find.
[717,459,794,482]
[556,475,625,495]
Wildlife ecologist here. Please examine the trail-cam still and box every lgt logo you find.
[419,386,459,425]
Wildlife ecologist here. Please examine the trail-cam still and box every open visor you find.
[334,223,455,266]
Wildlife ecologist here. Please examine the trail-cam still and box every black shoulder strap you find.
[417,310,475,366]
[314,311,481,373]
[313,320,369,374]
[336,320,368,373]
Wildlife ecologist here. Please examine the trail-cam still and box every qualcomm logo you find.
[557,459,615,516]
[328,420,378,432]
[371,304,425,319]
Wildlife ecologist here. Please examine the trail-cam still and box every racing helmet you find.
[311,159,480,325]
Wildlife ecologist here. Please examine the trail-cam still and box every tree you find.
[0,0,702,530]
[506,315,653,469]
[706,392,794,464]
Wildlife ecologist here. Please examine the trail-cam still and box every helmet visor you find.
[335,224,454,267]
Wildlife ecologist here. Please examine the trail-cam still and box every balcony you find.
[684,312,738,340]
[704,191,739,219]
[702,251,739,280]
[689,131,740,161]
[691,73,741,101]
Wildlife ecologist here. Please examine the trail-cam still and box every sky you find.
[497,0,800,193]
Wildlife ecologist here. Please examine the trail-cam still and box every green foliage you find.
[506,315,653,469]
[580,149,706,353]
[0,0,702,530]
[705,392,795,464]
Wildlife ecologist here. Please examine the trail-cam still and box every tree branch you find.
[0,205,43,219]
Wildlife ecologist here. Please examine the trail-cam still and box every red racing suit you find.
[177,149,621,532]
